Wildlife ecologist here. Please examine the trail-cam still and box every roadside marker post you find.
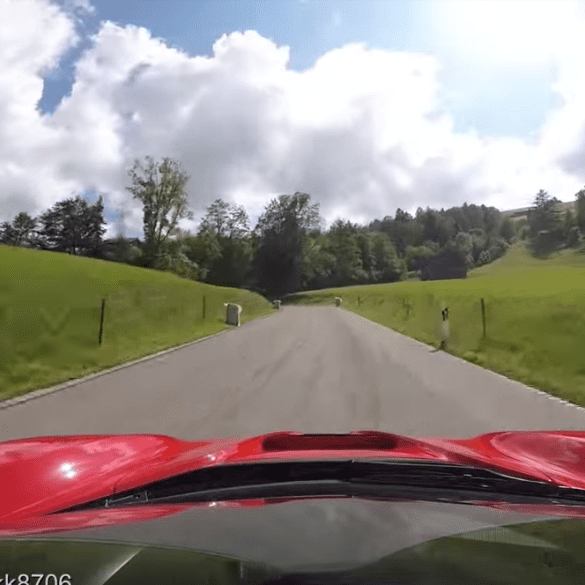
[403,298,412,318]
[224,303,242,326]
[481,297,486,339]
[440,306,449,350]
[98,298,106,345]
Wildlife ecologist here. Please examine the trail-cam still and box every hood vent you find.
[261,432,401,452]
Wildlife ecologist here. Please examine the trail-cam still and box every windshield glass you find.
[2,0,585,582]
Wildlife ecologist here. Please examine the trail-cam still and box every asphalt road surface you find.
[1,306,585,441]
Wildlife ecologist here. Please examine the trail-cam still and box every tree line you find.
[2,155,584,297]
[518,189,585,256]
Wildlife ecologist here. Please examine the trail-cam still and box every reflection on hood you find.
[2,518,584,585]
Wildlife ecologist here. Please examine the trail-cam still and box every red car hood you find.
[3,429,585,535]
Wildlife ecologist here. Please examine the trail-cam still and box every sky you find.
[2,0,585,238]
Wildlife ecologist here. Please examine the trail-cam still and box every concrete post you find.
[224,303,242,326]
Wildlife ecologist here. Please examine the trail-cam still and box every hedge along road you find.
[1,305,585,442]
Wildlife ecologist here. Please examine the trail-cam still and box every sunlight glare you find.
[434,0,580,68]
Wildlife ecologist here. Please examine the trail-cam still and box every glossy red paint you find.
[423,430,585,489]
[3,429,585,535]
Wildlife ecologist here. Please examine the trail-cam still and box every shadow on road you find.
[431,342,446,353]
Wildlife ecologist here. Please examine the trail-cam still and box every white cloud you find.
[1,0,585,237]
[0,0,81,218]
[536,50,585,182]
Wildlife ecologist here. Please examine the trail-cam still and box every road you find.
[1,306,585,441]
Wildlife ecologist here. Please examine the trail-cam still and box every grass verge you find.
[0,245,273,401]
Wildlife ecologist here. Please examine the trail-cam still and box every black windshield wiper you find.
[60,460,585,512]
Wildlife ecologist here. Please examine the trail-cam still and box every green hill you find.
[286,242,585,407]
[502,200,576,222]
[0,245,273,401]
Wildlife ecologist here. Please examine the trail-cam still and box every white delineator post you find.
[224,303,242,326]
[440,307,449,349]
[335,297,342,307]
[273,300,281,310]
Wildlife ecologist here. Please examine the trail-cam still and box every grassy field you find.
[0,245,273,401]
[285,242,585,408]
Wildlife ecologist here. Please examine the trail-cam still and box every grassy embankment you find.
[285,242,585,407]
[0,245,273,401]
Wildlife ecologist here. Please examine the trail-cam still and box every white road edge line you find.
[340,307,585,414]
[0,311,277,410]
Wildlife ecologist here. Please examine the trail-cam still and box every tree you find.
[11,212,37,246]
[405,245,435,272]
[419,208,441,243]
[199,199,230,237]
[439,213,457,246]
[302,234,337,289]
[528,190,562,235]
[100,235,143,265]
[488,237,508,262]
[370,209,419,257]
[527,190,563,255]
[394,208,412,223]
[210,236,253,287]
[478,249,491,265]
[422,239,439,252]
[482,205,501,235]
[390,208,415,255]
[499,217,515,242]
[197,199,252,286]
[126,156,193,266]
[568,226,581,248]
[563,209,576,241]
[470,229,487,263]
[445,206,470,234]
[36,195,106,255]
[225,204,250,240]
[463,204,485,230]
[356,232,376,278]
[84,195,106,257]
[254,192,321,296]
[255,192,321,237]
[0,212,38,247]
[329,218,360,234]
[153,236,200,280]
[198,198,250,240]
[182,231,222,281]
[455,232,472,254]
[0,222,18,245]
[326,226,364,285]
[370,232,405,282]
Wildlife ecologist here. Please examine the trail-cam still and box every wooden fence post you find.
[98,298,105,345]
